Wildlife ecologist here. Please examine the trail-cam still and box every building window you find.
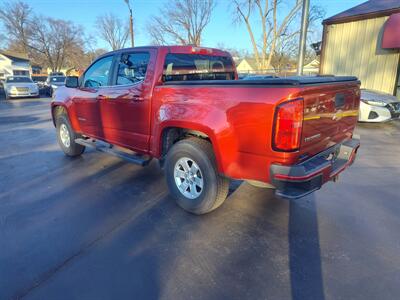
[32,66,42,74]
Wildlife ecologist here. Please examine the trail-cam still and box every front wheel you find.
[165,137,229,215]
[56,114,85,157]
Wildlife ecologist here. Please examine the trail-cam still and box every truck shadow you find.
[289,195,325,300]
[228,184,325,299]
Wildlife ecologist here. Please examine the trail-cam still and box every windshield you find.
[6,77,33,83]
[49,76,66,83]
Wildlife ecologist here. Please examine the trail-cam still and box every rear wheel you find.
[165,137,229,215]
[56,114,85,157]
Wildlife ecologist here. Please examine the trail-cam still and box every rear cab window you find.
[116,52,150,85]
[163,54,235,82]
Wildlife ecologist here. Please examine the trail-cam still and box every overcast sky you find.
[17,0,366,50]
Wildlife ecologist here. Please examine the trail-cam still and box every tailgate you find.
[300,81,360,157]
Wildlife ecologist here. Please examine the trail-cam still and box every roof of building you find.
[323,0,400,25]
[0,50,30,62]
[304,59,320,68]
[238,58,260,70]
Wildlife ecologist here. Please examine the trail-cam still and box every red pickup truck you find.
[51,46,360,214]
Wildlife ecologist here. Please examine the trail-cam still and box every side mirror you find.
[65,76,79,88]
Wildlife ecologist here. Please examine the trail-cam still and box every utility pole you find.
[124,0,134,47]
[297,0,310,76]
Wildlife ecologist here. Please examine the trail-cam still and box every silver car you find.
[4,76,39,99]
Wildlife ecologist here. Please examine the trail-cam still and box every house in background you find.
[236,58,260,74]
[320,0,400,97]
[303,59,320,75]
[0,51,31,81]
[236,57,278,74]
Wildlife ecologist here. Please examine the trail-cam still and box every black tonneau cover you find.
[163,76,359,86]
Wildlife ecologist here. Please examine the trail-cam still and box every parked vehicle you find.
[238,73,249,79]
[242,75,278,80]
[4,76,39,99]
[32,75,48,90]
[358,89,400,122]
[51,46,360,214]
[45,75,66,96]
[49,72,65,76]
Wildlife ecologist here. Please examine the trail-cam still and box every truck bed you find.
[154,75,360,182]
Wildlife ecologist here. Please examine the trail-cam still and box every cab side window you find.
[116,52,150,85]
[83,56,113,88]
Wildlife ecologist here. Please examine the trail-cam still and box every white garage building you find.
[0,51,31,81]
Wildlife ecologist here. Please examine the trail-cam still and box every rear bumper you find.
[270,136,360,199]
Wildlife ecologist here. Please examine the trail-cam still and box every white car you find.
[358,89,400,122]
[4,76,39,99]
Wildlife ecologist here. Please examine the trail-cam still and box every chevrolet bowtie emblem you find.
[332,110,343,121]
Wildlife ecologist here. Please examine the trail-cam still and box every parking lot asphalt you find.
[0,97,399,300]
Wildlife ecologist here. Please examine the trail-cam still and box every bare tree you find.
[0,1,32,54]
[270,33,298,73]
[96,13,129,50]
[270,4,325,72]
[216,42,250,60]
[233,0,324,71]
[84,35,108,64]
[233,0,302,70]
[29,17,85,72]
[148,0,215,46]
[85,48,108,64]
[0,1,86,72]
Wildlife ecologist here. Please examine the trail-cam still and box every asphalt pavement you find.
[0,97,399,300]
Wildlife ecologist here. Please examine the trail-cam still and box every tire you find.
[55,113,85,157]
[165,137,229,215]
[5,92,9,100]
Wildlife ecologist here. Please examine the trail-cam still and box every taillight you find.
[272,98,303,152]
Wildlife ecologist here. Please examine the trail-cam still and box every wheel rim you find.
[59,123,71,148]
[174,157,204,199]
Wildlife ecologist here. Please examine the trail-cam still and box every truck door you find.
[97,50,156,153]
[72,55,114,139]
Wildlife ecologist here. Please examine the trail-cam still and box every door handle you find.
[132,95,144,101]
[97,94,109,100]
